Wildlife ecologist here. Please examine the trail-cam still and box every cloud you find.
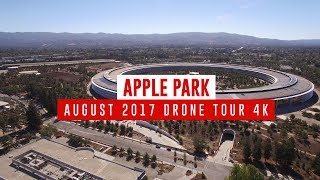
[215,14,233,23]
[237,0,261,9]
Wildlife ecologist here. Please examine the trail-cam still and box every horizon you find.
[1,0,320,40]
[1,31,319,41]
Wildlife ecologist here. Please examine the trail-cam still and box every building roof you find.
[92,63,314,101]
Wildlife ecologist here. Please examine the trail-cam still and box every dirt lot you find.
[86,62,123,72]
[44,71,81,82]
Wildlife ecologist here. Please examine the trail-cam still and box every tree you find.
[312,152,320,176]
[264,138,272,161]
[201,172,206,179]
[151,154,157,162]
[193,135,207,154]
[1,135,13,148]
[96,121,104,131]
[253,138,262,161]
[143,153,150,167]
[242,137,251,161]
[280,128,288,138]
[120,124,126,136]
[0,115,8,134]
[290,114,295,120]
[243,122,250,132]
[227,164,264,180]
[104,124,110,133]
[183,152,187,165]
[119,147,125,157]
[110,123,115,132]
[26,102,42,131]
[126,126,133,137]
[135,151,141,163]
[91,121,97,129]
[67,135,88,148]
[127,148,133,161]
[270,123,276,130]
[84,121,90,128]
[151,155,157,168]
[302,111,313,118]
[111,145,117,155]
[297,130,308,141]
[274,138,296,168]
[39,125,58,138]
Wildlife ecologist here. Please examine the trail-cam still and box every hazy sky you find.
[0,0,319,40]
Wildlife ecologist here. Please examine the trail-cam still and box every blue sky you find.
[0,0,319,40]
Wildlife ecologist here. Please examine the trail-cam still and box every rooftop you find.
[0,139,143,180]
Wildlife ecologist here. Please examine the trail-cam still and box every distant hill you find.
[0,32,319,48]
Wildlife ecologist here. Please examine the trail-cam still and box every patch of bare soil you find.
[158,163,175,175]
[87,63,122,72]
[191,173,207,180]
[44,71,81,82]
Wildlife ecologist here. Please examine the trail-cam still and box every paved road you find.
[50,120,231,179]
[213,140,233,166]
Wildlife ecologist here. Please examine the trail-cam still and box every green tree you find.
[289,114,295,120]
[253,138,262,161]
[312,152,320,176]
[1,135,13,148]
[143,153,150,167]
[104,124,110,133]
[39,125,58,138]
[84,121,90,128]
[26,102,42,131]
[151,154,157,162]
[313,132,319,139]
[193,135,207,154]
[126,148,133,161]
[274,138,295,168]
[243,122,250,132]
[119,147,125,157]
[151,155,157,168]
[280,128,288,138]
[135,151,141,163]
[0,115,8,134]
[227,164,264,180]
[242,137,251,161]
[67,135,88,148]
[183,152,187,165]
[120,124,126,136]
[201,172,206,179]
[126,127,133,137]
[111,145,117,155]
[264,138,272,161]
[270,123,276,130]
[96,121,104,131]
